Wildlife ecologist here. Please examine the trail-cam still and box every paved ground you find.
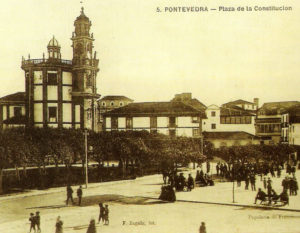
[0,165,300,233]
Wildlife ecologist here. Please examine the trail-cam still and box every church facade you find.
[1,8,101,131]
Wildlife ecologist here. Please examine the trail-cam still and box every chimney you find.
[253,98,259,108]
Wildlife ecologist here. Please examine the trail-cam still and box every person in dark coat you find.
[195,171,201,183]
[199,222,206,233]
[178,173,186,191]
[77,185,83,206]
[187,174,194,191]
[29,213,36,233]
[263,177,267,189]
[86,219,97,233]
[55,216,63,233]
[245,175,250,190]
[279,190,289,205]
[290,177,298,196]
[159,185,176,202]
[35,211,41,233]
[282,177,289,192]
[277,166,281,178]
[66,185,75,205]
[267,179,273,205]
[104,204,109,225]
[206,161,210,174]
[250,174,256,191]
[254,188,267,204]
[216,163,220,176]
[98,203,105,224]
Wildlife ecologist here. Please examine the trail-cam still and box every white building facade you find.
[203,104,256,135]
[103,102,206,137]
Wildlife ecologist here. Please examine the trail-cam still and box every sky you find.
[0,0,299,106]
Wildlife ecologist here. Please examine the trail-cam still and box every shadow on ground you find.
[27,194,167,210]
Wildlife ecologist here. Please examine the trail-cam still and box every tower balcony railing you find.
[72,58,99,67]
[21,58,72,66]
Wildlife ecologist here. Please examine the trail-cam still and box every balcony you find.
[21,58,72,67]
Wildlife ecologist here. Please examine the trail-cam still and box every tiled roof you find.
[258,101,299,115]
[189,98,207,110]
[220,106,255,116]
[100,95,133,102]
[222,99,254,106]
[103,101,206,117]
[0,92,25,103]
[171,98,206,111]
[203,131,259,140]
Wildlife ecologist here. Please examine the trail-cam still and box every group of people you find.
[54,216,100,233]
[98,202,110,225]
[253,163,298,206]
[28,211,41,233]
[162,170,195,192]
[195,170,214,186]
[282,176,299,195]
[254,188,289,205]
[159,172,196,201]
[216,162,229,177]
[66,185,83,206]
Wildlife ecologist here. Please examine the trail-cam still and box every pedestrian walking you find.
[86,219,97,233]
[216,163,220,176]
[277,167,281,178]
[187,174,194,191]
[282,176,289,192]
[55,216,63,233]
[29,213,36,233]
[199,222,206,233]
[206,161,210,174]
[263,177,267,189]
[104,204,109,225]
[77,185,83,206]
[35,211,41,233]
[250,174,256,191]
[98,203,105,224]
[66,185,75,205]
[245,175,250,190]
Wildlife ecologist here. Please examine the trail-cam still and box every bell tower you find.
[71,7,100,130]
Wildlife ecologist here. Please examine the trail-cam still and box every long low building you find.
[103,101,206,137]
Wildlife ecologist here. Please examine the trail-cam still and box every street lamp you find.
[83,129,89,188]
[232,165,236,203]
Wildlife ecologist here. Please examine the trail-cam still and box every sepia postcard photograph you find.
[0,0,300,233]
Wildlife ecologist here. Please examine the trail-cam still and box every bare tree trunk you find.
[43,163,46,175]
[55,162,59,175]
[23,165,27,178]
[120,159,126,178]
[15,165,20,182]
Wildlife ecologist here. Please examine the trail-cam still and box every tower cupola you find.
[74,7,91,37]
[47,36,61,59]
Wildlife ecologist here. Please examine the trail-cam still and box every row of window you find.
[102,101,125,107]
[110,116,199,130]
[256,124,281,133]
[220,116,252,124]
[1,106,22,119]
[29,72,67,86]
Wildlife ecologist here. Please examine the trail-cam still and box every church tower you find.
[71,7,100,131]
